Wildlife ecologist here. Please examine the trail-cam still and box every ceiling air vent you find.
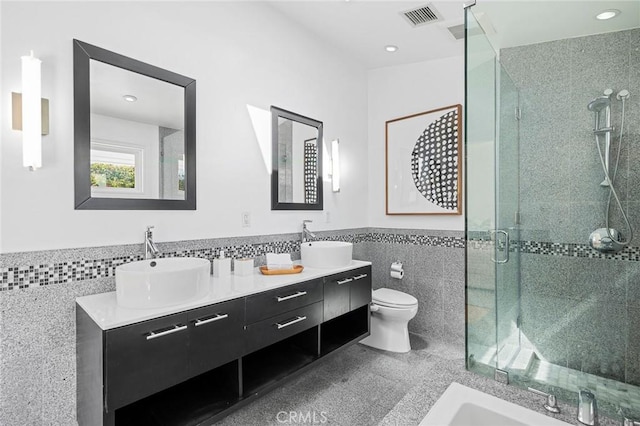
[402,4,442,27]
[447,24,465,40]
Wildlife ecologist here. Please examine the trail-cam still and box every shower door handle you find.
[489,229,510,264]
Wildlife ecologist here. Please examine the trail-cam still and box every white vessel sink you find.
[300,241,353,269]
[116,257,210,309]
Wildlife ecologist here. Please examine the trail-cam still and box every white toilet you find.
[360,288,419,353]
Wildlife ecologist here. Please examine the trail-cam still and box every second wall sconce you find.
[12,51,49,171]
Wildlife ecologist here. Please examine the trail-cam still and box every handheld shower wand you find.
[587,89,613,186]
[588,89,632,253]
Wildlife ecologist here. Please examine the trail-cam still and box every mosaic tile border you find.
[3,228,636,292]
[0,230,465,292]
[467,235,640,261]
[517,240,640,261]
[369,232,465,248]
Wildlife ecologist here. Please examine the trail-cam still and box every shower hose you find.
[594,96,633,247]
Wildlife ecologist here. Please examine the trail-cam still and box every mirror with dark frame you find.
[73,39,196,210]
[271,106,323,211]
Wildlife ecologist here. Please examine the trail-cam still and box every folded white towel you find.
[266,253,293,270]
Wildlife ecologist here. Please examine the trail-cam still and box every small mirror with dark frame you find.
[73,39,196,210]
[271,106,323,211]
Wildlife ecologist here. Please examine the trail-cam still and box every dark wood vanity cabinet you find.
[77,265,372,426]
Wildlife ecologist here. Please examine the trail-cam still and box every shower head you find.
[617,89,630,101]
[588,96,611,112]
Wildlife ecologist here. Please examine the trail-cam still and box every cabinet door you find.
[245,278,323,324]
[187,298,245,377]
[323,275,351,321]
[105,312,189,409]
[350,267,372,310]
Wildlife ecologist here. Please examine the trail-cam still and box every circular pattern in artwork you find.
[410,110,458,210]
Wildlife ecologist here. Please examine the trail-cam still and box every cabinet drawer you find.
[105,312,189,409]
[187,298,245,377]
[245,301,323,353]
[245,278,323,324]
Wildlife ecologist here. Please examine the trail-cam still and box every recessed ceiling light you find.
[123,94,137,102]
[596,9,620,20]
[385,45,398,53]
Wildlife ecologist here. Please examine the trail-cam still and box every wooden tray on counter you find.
[259,265,304,275]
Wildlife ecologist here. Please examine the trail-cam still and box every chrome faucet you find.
[578,389,597,426]
[528,387,560,414]
[302,220,316,243]
[145,226,160,259]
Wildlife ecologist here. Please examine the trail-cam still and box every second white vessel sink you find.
[116,257,210,309]
[301,241,353,269]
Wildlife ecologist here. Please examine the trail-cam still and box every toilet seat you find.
[372,288,418,309]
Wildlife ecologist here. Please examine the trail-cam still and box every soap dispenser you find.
[213,250,231,278]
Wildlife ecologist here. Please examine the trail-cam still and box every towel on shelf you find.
[265,253,293,270]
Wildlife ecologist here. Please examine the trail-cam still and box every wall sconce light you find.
[12,51,49,171]
[331,139,340,192]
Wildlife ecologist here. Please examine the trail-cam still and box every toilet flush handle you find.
[370,303,380,312]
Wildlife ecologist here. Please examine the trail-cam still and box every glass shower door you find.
[465,8,498,375]
[465,6,521,377]
[494,63,521,374]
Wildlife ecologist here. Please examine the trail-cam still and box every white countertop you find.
[76,260,371,330]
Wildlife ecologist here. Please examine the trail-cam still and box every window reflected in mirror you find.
[90,142,140,195]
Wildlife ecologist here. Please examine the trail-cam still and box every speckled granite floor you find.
[217,334,620,426]
[217,334,462,425]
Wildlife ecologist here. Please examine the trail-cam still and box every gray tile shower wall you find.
[500,28,640,387]
[500,28,640,245]
[0,227,464,426]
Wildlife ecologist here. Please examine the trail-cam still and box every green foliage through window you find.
[91,163,135,188]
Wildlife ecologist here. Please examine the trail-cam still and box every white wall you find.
[367,55,465,230]
[0,2,369,253]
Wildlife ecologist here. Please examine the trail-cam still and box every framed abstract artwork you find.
[385,104,462,215]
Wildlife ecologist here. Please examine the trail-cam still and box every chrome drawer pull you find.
[276,291,307,302]
[145,324,187,340]
[337,278,353,285]
[194,313,229,327]
[275,316,307,330]
[353,274,368,280]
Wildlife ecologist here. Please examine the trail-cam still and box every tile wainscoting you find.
[0,227,464,426]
